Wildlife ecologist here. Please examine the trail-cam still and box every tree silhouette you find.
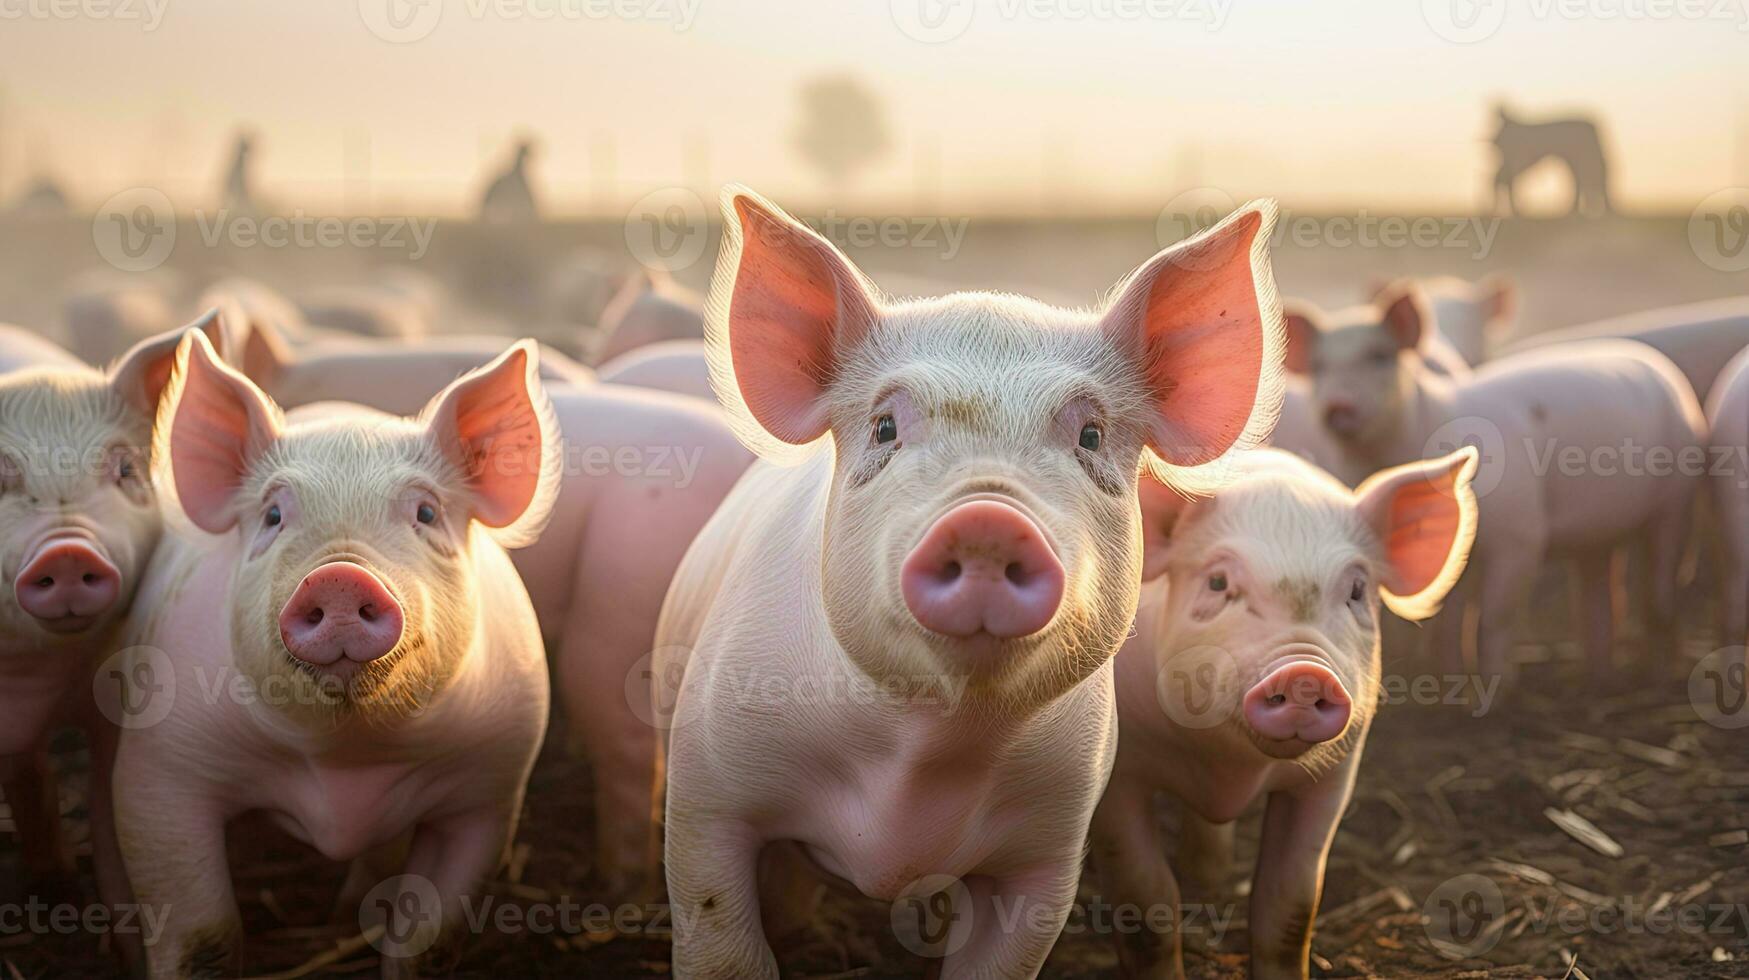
[793,76,890,192]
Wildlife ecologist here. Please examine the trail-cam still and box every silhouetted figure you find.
[222,132,256,212]
[479,139,539,224]
[9,175,68,216]
[1491,104,1612,218]
[793,76,890,192]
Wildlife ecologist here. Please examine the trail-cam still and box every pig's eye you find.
[874,414,898,445]
[1207,572,1227,592]
[265,505,282,528]
[1368,348,1395,367]
[1350,578,1365,603]
[417,502,438,525]
[1078,422,1102,452]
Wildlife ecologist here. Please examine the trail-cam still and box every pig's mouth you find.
[1239,648,1354,762]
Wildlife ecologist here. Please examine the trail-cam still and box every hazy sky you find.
[1,0,1744,215]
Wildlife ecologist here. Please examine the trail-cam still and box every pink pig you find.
[651,187,1284,979]
[1500,296,1749,406]
[111,333,560,978]
[1708,344,1749,649]
[595,338,716,401]
[1093,447,1477,980]
[1286,288,1707,679]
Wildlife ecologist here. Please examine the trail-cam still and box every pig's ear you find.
[1102,200,1284,496]
[1374,280,1428,352]
[239,310,292,388]
[1136,467,1192,581]
[1479,274,1516,338]
[109,309,230,418]
[1281,301,1321,375]
[1353,446,1479,621]
[421,340,561,549]
[160,329,284,534]
[705,185,880,461]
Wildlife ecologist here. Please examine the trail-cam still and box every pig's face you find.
[160,333,558,727]
[0,322,209,645]
[1143,448,1477,769]
[1284,285,1431,448]
[705,188,1286,707]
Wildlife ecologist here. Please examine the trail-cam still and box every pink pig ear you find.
[1353,446,1480,621]
[1280,301,1321,375]
[109,309,230,418]
[1136,467,1194,581]
[1102,201,1284,494]
[422,340,560,549]
[709,187,879,452]
[163,328,283,534]
[1374,280,1428,352]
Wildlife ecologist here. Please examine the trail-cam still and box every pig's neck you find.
[1351,371,1461,473]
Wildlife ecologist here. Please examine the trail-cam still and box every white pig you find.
[1286,288,1706,678]
[1708,344,1749,648]
[1373,274,1516,366]
[652,187,1285,979]
[112,333,559,978]
[1092,447,1477,980]
[1500,296,1749,406]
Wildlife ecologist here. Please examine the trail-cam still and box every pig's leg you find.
[1426,587,1471,675]
[1090,786,1184,980]
[333,833,412,922]
[941,864,1079,980]
[87,719,145,976]
[1572,550,1618,681]
[1475,547,1538,682]
[1645,500,1691,662]
[664,810,777,980]
[1,746,74,892]
[378,808,517,979]
[1246,761,1360,980]
[114,779,239,980]
[1174,807,1233,906]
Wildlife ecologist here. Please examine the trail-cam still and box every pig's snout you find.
[278,562,404,667]
[1322,401,1362,437]
[15,537,121,632]
[1242,655,1352,753]
[901,500,1065,640]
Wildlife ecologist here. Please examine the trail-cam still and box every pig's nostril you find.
[1004,562,1025,585]
[36,576,53,589]
[359,603,378,623]
[942,560,961,582]
[82,573,97,585]
[304,607,324,627]
[1268,693,1286,706]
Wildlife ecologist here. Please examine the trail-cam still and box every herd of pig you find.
[1,187,1747,980]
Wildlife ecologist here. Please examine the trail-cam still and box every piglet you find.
[1,316,214,931]
[1286,286,1707,678]
[112,332,560,978]
[1093,448,1477,980]
[1372,274,1515,366]
[652,187,1284,979]
[1709,344,1749,649]
[595,339,716,401]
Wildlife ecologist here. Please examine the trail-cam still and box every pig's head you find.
[158,332,559,726]
[705,187,1284,708]
[1140,447,1477,769]
[0,315,223,644]
[1283,282,1435,448]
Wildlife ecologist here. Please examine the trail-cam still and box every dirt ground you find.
[2,212,1748,978]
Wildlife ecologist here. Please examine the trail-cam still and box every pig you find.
[1373,274,1516,366]
[63,280,178,365]
[1708,344,1749,649]
[1286,287,1707,679]
[1092,447,1478,980]
[0,323,85,374]
[111,332,561,978]
[595,339,716,401]
[592,283,706,365]
[1266,377,1346,475]
[228,309,595,415]
[509,381,752,900]
[1500,296,1749,406]
[545,249,661,329]
[1,317,215,915]
[299,283,431,341]
[650,187,1284,979]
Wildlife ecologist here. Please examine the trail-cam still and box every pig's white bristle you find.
[1138,197,1286,500]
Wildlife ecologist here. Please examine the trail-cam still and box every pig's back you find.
[1503,297,1749,403]
[0,324,83,373]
